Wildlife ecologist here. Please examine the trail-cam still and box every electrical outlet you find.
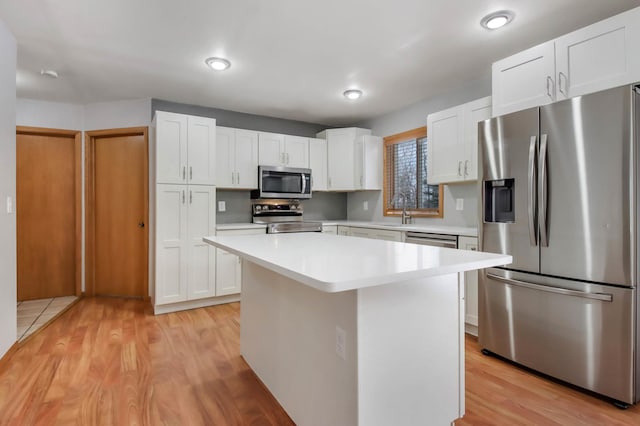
[455,198,464,211]
[363,201,368,211]
[6,196,12,214]
[335,326,346,360]
[218,201,226,212]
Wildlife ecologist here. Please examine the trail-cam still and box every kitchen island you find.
[204,233,511,426]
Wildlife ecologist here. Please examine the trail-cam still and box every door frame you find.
[16,126,83,297]
[85,127,149,297]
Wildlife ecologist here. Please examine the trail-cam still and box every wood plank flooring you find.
[0,297,639,425]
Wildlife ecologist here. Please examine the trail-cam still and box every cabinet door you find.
[327,129,356,190]
[322,225,337,234]
[337,226,350,236]
[362,135,382,190]
[187,116,216,185]
[309,138,327,191]
[284,135,309,168]
[215,249,242,296]
[459,236,478,329]
[555,8,640,100]
[186,186,216,300]
[216,126,234,187]
[235,129,259,189]
[258,132,284,166]
[155,184,188,305]
[462,97,492,182]
[156,112,188,184]
[492,42,556,116]
[427,105,465,184]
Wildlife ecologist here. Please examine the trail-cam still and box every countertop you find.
[217,221,477,237]
[204,233,510,293]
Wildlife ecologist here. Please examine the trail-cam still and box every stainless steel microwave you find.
[257,165,312,199]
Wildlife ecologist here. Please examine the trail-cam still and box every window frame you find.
[383,126,443,218]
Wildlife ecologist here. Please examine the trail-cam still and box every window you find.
[383,127,443,218]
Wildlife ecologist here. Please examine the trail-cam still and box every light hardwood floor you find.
[0,297,639,425]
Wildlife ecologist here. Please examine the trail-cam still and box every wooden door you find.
[87,128,148,298]
[16,128,81,300]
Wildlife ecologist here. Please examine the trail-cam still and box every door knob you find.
[138,221,145,228]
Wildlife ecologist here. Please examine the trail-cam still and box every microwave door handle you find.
[301,173,306,194]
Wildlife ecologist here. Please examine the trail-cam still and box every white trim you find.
[153,294,240,315]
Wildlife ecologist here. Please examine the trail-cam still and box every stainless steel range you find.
[252,199,322,234]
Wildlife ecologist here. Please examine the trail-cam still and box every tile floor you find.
[17,296,78,341]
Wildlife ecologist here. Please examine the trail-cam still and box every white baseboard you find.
[153,294,240,315]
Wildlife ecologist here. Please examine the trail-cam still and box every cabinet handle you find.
[558,72,567,96]
[190,166,193,180]
[286,153,290,164]
[190,190,193,204]
[328,177,332,188]
[231,172,235,184]
[458,161,462,176]
[236,172,240,184]
[182,166,186,180]
[546,76,555,100]
[464,160,468,176]
[182,190,185,204]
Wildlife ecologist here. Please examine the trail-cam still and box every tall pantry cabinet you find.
[152,111,219,313]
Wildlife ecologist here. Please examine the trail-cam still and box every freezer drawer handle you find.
[487,273,613,302]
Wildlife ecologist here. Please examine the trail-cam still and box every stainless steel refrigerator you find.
[478,83,640,406]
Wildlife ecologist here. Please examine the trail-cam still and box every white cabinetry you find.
[459,236,479,335]
[258,132,309,168]
[492,7,640,116]
[155,111,216,185]
[338,226,403,242]
[216,126,259,189]
[316,127,373,191]
[309,138,327,191]
[155,184,216,305]
[354,135,383,190]
[427,97,491,184]
[215,228,266,295]
[321,224,337,234]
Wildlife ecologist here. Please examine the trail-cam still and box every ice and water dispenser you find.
[484,179,515,223]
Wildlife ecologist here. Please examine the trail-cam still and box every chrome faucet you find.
[398,193,412,225]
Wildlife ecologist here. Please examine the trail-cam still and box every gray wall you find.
[0,18,16,357]
[347,77,491,227]
[216,190,348,224]
[152,99,331,138]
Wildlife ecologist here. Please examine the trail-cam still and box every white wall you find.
[0,18,17,358]
[84,98,151,130]
[348,77,491,227]
[16,99,84,130]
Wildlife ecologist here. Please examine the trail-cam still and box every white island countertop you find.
[204,233,511,293]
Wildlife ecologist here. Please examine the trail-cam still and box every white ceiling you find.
[0,0,639,125]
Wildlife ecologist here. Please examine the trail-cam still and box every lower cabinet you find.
[321,224,337,234]
[338,226,404,242]
[459,236,479,335]
[155,184,216,306]
[215,228,266,295]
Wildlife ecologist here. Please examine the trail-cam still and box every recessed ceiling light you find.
[205,57,231,71]
[481,11,515,30]
[40,69,58,78]
[343,89,363,100]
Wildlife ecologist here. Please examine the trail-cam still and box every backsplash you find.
[216,190,348,224]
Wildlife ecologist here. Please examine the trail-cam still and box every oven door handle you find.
[487,273,613,302]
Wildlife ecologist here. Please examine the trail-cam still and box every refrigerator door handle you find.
[528,136,537,246]
[539,134,549,247]
[487,273,613,302]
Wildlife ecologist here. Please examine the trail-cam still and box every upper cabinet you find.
[427,96,491,185]
[354,135,383,190]
[493,6,640,116]
[155,111,216,185]
[258,132,309,168]
[317,127,372,191]
[309,138,328,191]
[216,126,259,189]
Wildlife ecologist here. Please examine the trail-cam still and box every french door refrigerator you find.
[478,83,640,406]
